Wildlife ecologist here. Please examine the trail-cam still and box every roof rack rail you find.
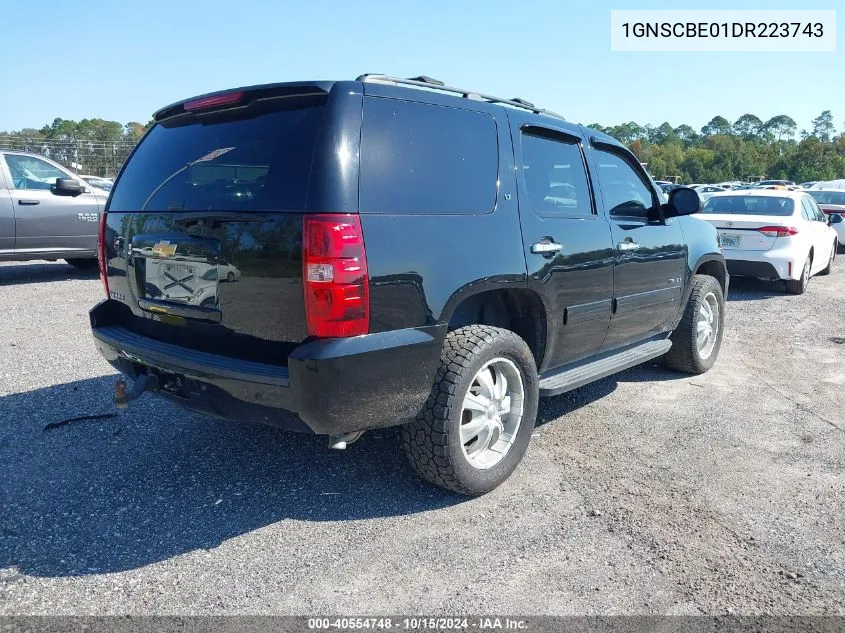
[356,74,565,120]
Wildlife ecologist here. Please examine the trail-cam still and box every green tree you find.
[764,115,797,141]
[702,116,732,137]
[811,110,836,142]
[732,114,764,140]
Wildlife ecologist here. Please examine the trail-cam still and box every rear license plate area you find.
[719,234,741,248]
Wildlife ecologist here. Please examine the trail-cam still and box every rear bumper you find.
[723,246,796,280]
[725,260,782,281]
[90,300,444,435]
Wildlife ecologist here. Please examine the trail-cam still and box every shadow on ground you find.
[0,376,466,578]
[725,277,788,301]
[0,261,98,286]
[0,355,691,578]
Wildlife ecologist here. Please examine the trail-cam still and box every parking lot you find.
[0,259,843,615]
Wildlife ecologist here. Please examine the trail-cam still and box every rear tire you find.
[401,325,539,496]
[664,275,724,375]
[818,242,836,276]
[785,255,811,294]
[65,258,98,270]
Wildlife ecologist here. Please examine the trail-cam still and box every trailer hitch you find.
[114,374,159,408]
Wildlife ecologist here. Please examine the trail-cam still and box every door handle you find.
[18,199,40,205]
[531,239,563,255]
[617,240,640,252]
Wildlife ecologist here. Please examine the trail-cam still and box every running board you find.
[538,339,672,397]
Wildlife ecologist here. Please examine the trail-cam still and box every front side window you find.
[520,131,592,218]
[593,148,656,218]
[4,154,70,190]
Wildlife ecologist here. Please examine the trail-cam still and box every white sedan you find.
[695,190,839,294]
[694,185,728,203]
[806,189,845,252]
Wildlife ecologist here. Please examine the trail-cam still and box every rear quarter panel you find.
[358,87,528,334]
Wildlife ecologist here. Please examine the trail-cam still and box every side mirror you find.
[664,187,701,217]
[829,213,843,225]
[53,178,85,196]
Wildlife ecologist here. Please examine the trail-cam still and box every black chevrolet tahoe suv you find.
[90,74,728,495]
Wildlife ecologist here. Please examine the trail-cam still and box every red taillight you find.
[98,212,109,298]
[184,91,244,112]
[302,214,369,338]
[758,225,798,238]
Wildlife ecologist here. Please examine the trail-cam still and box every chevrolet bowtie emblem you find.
[151,241,177,258]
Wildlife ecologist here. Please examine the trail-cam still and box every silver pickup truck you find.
[0,150,110,268]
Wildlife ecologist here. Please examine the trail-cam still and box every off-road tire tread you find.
[401,325,531,496]
[664,274,723,375]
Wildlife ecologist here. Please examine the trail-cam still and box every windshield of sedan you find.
[808,191,845,206]
[700,195,795,216]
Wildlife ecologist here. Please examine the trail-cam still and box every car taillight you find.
[302,214,369,338]
[98,212,109,298]
[758,226,798,238]
[184,91,244,111]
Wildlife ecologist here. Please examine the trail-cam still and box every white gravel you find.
[0,259,843,615]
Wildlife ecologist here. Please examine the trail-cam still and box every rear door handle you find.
[531,239,563,255]
[617,240,640,252]
[18,199,40,205]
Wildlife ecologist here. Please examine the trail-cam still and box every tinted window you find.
[360,98,498,214]
[4,154,70,190]
[808,191,845,206]
[593,148,656,218]
[520,132,592,217]
[806,197,825,221]
[109,97,326,212]
[800,198,813,220]
[700,195,795,216]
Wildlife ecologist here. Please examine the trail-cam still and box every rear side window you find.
[360,98,498,214]
[109,97,326,212]
[520,131,593,217]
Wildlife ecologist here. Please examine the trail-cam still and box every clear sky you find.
[3,0,843,134]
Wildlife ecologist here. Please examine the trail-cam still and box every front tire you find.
[785,255,811,294]
[664,274,725,375]
[401,325,539,496]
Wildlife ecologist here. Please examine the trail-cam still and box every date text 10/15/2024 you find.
[307,618,529,630]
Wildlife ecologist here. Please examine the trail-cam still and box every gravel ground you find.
[0,259,843,616]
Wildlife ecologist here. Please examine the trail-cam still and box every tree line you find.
[0,118,153,177]
[2,111,844,183]
[587,110,845,184]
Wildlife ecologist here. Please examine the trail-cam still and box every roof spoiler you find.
[153,82,333,122]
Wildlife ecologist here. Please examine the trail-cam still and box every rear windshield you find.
[108,96,326,212]
[808,191,845,206]
[700,195,795,216]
